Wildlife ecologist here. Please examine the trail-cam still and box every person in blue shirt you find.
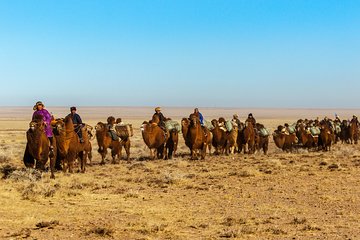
[194,108,204,125]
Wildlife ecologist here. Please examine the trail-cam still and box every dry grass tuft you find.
[221,217,247,226]
[219,228,239,238]
[7,168,42,182]
[328,163,339,170]
[302,224,322,231]
[86,226,114,237]
[19,181,57,200]
[7,228,31,238]
[35,220,59,229]
[0,153,12,163]
[0,164,17,179]
[238,170,256,177]
[240,225,257,235]
[290,217,307,225]
[265,227,287,235]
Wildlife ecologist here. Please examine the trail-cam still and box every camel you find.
[24,114,56,179]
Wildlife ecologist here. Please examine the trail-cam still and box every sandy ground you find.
[0,107,360,239]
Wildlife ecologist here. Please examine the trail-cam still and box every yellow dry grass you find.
[1,107,360,239]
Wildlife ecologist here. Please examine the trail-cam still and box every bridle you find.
[29,120,44,131]
[53,122,83,141]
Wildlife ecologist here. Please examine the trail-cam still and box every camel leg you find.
[263,144,268,155]
[119,144,123,161]
[125,140,131,160]
[23,144,35,168]
[68,153,76,173]
[100,147,107,165]
[87,151,92,166]
[153,148,158,160]
[49,154,56,179]
[173,142,178,157]
[192,149,198,160]
[249,141,255,154]
[244,143,248,154]
[79,151,86,173]
[201,144,207,160]
[62,159,68,173]
[157,145,165,159]
[111,149,117,164]
[163,147,168,160]
[149,148,155,160]
[69,157,74,173]
[190,149,195,160]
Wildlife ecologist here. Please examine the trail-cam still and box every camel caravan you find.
[23,102,360,179]
[273,115,359,152]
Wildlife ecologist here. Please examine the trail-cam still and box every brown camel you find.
[297,124,318,149]
[243,120,255,154]
[340,120,350,144]
[53,116,92,173]
[141,121,168,159]
[166,129,179,159]
[254,123,269,155]
[211,119,227,155]
[273,126,297,152]
[181,114,211,160]
[115,123,132,160]
[349,120,358,144]
[225,125,238,155]
[95,122,121,164]
[319,123,333,151]
[23,114,56,179]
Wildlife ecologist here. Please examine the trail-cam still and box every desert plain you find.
[0,107,360,239]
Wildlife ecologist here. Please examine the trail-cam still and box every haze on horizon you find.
[0,0,359,108]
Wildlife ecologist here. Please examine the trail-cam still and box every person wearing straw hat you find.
[32,101,54,153]
[232,114,241,127]
[153,107,167,131]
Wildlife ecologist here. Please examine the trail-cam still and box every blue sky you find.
[0,0,359,108]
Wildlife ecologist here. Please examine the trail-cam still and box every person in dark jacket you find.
[153,107,167,131]
[246,113,256,126]
[351,115,359,126]
[67,106,84,143]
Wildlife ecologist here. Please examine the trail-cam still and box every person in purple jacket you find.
[32,101,54,153]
